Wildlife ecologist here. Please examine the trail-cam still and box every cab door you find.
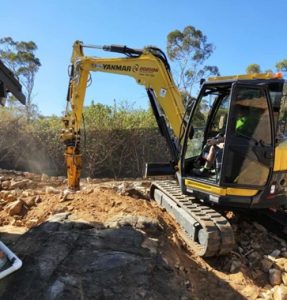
[220,83,275,188]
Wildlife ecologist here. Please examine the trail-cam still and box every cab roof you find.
[207,72,284,83]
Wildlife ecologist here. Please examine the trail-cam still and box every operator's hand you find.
[207,138,218,146]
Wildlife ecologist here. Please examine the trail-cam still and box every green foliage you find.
[246,64,262,74]
[0,101,166,178]
[166,25,219,97]
[0,37,41,118]
[83,101,157,130]
[276,59,287,72]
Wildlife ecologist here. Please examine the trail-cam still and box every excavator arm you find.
[0,60,25,105]
[61,41,186,190]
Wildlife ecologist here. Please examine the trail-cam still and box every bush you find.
[0,102,170,178]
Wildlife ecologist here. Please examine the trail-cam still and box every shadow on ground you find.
[0,216,245,300]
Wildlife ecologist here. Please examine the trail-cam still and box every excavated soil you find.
[0,170,287,299]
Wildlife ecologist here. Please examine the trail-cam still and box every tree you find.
[246,64,261,74]
[166,25,219,99]
[276,59,287,72]
[0,37,41,118]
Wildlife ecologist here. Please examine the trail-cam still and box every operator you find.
[193,134,225,177]
[193,103,250,177]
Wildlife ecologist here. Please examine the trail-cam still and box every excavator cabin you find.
[181,73,287,209]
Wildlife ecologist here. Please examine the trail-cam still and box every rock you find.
[41,173,49,181]
[26,218,39,227]
[258,290,273,300]
[230,259,241,273]
[10,179,29,189]
[23,172,35,179]
[5,199,25,216]
[35,195,42,204]
[273,285,287,300]
[47,212,70,223]
[60,190,72,202]
[46,186,60,194]
[141,237,158,255]
[253,222,268,233]
[261,257,274,272]
[6,193,17,202]
[282,272,287,286]
[269,268,282,286]
[24,196,36,207]
[241,285,259,299]
[270,249,281,259]
[272,236,287,248]
[247,251,261,262]
[274,258,287,271]
[1,180,10,189]
[82,187,94,195]
[0,191,10,200]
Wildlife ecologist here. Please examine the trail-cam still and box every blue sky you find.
[1,0,286,116]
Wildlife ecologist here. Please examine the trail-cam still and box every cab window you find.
[223,86,272,186]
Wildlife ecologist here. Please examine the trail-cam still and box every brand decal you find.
[139,67,159,73]
[93,63,159,75]
[92,64,131,72]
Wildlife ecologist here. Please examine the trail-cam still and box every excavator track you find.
[150,180,235,257]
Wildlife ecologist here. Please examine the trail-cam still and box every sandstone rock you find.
[269,268,282,286]
[35,195,42,204]
[5,200,25,216]
[273,258,287,271]
[241,285,259,299]
[282,272,287,286]
[41,173,49,181]
[46,186,60,194]
[273,285,287,300]
[23,172,35,179]
[10,179,29,189]
[0,191,10,200]
[24,196,36,207]
[261,257,274,272]
[7,192,18,202]
[22,190,34,197]
[1,180,10,189]
[82,187,94,195]
[26,218,39,227]
[60,190,72,202]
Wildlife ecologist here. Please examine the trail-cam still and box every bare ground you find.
[0,170,286,299]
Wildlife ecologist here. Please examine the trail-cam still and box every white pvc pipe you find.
[0,240,22,279]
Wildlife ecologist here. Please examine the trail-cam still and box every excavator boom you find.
[0,60,25,105]
[62,41,186,190]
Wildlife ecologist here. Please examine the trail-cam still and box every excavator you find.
[0,59,25,278]
[61,41,287,257]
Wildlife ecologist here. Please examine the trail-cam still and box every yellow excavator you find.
[61,41,287,257]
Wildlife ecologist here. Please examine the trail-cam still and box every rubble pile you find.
[1,168,287,299]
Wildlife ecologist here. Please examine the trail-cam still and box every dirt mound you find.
[0,169,287,299]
